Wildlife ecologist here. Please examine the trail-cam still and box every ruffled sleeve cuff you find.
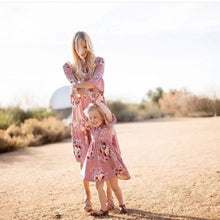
[87,57,105,92]
[63,62,78,84]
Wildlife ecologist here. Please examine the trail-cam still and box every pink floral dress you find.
[63,57,106,163]
[81,118,131,182]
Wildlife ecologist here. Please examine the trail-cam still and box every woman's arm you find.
[73,81,95,90]
[72,57,105,92]
[63,62,78,84]
[76,88,90,96]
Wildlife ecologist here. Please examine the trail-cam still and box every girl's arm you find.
[95,95,114,123]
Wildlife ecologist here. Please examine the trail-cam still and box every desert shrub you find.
[0,130,27,153]
[107,101,137,122]
[186,96,216,117]
[138,102,161,120]
[107,100,162,121]
[159,89,218,117]
[159,89,191,117]
[214,99,220,116]
[63,125,71,139]
[6,124,22,138]
[0,117,71,153]
[21,117,66,146]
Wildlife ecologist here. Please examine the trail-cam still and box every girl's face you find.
[88,109,104,128]
[79,39,88,58]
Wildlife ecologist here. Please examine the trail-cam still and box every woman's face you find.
[79,39,88,58]
[88,109,104,128]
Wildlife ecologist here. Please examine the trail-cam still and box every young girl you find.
[63,31,114,212]
[80,94,131,217]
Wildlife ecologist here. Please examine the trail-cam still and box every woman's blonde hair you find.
[72,31,96,81]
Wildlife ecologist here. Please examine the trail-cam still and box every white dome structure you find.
[50,86,72,110]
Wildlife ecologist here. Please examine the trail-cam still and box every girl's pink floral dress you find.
[63,57,106,163]
[81,117,131,182]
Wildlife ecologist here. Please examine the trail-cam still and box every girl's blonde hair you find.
[72,31,96,81]
[87,104,105,122]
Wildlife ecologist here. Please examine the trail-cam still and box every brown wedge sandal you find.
[119,204,128,214]
[90,209,109,217]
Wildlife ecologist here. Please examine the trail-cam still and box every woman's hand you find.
[85,118,91,128]
[72,83,79,89]
[76,88,89,97]
[72,81,95,90]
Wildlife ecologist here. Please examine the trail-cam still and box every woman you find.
[63,31,114,212]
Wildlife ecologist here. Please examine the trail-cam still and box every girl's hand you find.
[89,92,99,103]
[85,119,91,128]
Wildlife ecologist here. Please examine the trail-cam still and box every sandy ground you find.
[0,117,220,220]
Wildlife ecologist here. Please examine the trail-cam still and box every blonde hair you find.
[87,104,105,123]
[72,31,96,81]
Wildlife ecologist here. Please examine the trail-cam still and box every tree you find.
[146,87,164,104]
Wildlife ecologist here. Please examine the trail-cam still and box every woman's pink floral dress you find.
[63,57,106,163]
[81,118,131,182]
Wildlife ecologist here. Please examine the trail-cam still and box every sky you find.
[0,0,220,109]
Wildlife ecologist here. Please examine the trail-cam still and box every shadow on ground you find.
[102,209,215,220]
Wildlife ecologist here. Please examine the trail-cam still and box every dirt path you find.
[0,117,220,220]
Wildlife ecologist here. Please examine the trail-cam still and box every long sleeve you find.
[104,113,117,126]
[63,62,78,84]
[72,101,88,130]
[94,93,117,125]
[87,57,105,93]
[72,102,82,127]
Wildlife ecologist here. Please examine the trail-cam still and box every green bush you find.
[138,102,161,120]
[25,108,58,121]
[0,107,59,130]
[107,100,138,122]
[0,110,14,129]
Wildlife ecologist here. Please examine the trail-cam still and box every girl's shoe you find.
[83,198,92,212]
[107,198,115,210]
[119,205,128,214]
[90,209,109,217]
